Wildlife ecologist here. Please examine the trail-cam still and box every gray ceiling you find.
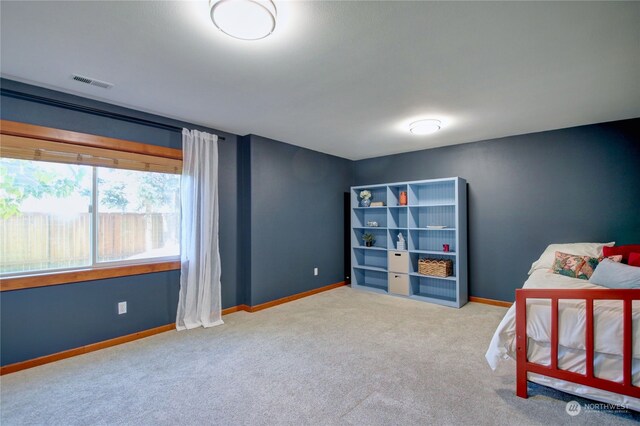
[1,1,639,160]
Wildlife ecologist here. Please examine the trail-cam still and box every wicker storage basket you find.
[418,258,453,277]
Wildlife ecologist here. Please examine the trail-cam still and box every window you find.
[96,168,180,263]
[0,126,182,278]
[0,159,93,274]
[0,158,180,276]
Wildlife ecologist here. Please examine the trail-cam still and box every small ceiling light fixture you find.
[209,0,277,41]
[409,119,442,135]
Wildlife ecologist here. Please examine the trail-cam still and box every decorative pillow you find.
[529,242,615,275]
[579,255,623,279]
[550,251,622,280]
[602,244,640,263]
[551,252,587,279]
[589,259,640,288]
[629,252,640,267]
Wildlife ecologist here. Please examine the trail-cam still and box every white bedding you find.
[486,269,640,410]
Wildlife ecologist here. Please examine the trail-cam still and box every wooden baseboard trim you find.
[1,282,346,375]
[248,281,347,312]
[221,304,250,315]
[469,296,513,308]
[0,323,175,376]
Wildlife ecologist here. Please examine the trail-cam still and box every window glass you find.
[96,168,180,263]
[0,158,92,274]
[0,158,180,276]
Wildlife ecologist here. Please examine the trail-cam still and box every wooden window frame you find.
[0,120,182,291]
[0,120,182,160]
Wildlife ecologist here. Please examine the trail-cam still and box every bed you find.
[486,260,640,411]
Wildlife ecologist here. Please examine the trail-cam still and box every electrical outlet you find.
[314,267,319,276]
[118,301,127,315]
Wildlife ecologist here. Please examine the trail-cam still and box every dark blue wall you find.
[3,77,638,366]
[0,79,240,365]
[353,118,640,301]
[1,271,180,364]
[245,135,352,305]
[0,79,352,366]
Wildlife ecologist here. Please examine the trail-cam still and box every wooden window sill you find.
[0,261,181,292]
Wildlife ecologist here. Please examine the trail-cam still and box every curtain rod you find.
[0,88,226,141]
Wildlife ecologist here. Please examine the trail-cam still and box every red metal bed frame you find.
[515,288,640,400]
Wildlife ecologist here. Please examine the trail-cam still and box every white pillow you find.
[528,242,615,275]
[589,259,640,288]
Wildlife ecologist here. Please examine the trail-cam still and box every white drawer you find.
[388,273,409,296]
[388,251,408,273]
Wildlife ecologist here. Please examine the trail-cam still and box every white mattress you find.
[486,269,640,411]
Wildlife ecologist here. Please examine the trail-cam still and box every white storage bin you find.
[388,251,408,273]
[389,273,409,296]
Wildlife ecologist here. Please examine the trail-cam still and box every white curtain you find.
[176,129,224,330]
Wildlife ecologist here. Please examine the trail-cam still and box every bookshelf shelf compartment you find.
[410,275,458,303]
[389,206,408,229]
[353,248,387,271]
[408,228,456,231]
[388,229,408,251]
[387,184,408,207]
[408,205,456,229]
[354,265,387,273]
[409,252,457,277]
[353,246,387,251]
[410,250,456,256]
[408,229,456,253]
[354,226,388,230]
[352,207,388,228]
[353,206,387,209]
[352,227,387,249]
[351,177,467,308]
[352,268,388,293]
[409,272,457,281]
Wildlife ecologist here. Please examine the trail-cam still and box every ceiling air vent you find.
[71,74,114,89]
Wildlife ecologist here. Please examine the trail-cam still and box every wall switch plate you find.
[314,267,319,276]
[118,301,127,315]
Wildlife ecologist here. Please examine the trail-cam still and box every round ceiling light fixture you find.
[210,0,277,41]
[409,119,442,135]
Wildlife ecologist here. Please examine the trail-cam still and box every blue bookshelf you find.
[350,177,468,308]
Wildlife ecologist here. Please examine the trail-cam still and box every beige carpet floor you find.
[1,286,638,425]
